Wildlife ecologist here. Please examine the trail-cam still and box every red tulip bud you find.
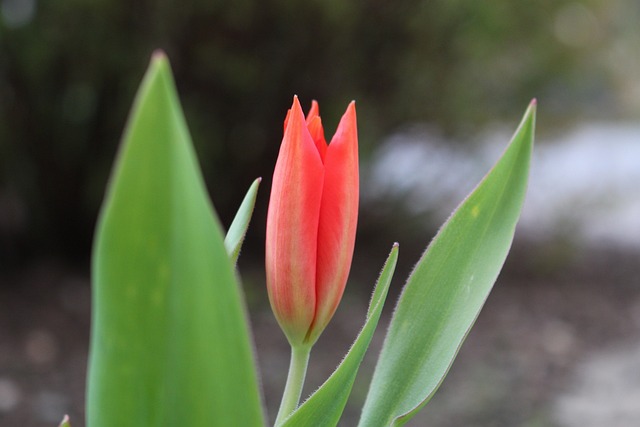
[266,96,358,346]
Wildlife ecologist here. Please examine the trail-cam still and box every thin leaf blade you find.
[282,243,399,427]
[359,101,536,426]
[87,52,264,427]
[225,177,261,264]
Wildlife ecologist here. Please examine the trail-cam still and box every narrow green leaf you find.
[87,52,265,427]
[359,101,536,426]
[282,243,399,427]
[225,177,261,264]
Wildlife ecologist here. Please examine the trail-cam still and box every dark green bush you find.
[0,0,608,266]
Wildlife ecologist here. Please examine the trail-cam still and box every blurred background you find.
[1,0,639,425]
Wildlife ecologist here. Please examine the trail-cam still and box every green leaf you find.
[87,52,265,427]
[359,101,536,426]
[282,243,399,427]
[225,177,261,264]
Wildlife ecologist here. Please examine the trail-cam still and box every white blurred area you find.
[364,121,640,250]
[554,342,640,427]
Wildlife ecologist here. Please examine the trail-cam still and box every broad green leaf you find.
[282,243,399,427]
[225,177,261,264]
[359,101,536,426]
[87,52,265,427]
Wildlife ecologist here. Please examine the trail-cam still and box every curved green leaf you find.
[359,101,536,426]
[225,177,261,264]
[87,52,265,427]
[282,243,399,427]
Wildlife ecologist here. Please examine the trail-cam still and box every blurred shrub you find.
[0,0,610,266]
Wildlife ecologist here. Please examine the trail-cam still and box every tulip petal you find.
[266,96,325,345]
[309,101,358,343]
[307,116,327,162]
[306,100,320,123]
[305,100,327,161]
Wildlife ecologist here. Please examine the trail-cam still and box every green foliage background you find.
[0,0,615,266]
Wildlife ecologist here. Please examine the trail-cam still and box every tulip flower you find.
[266,96,359,348]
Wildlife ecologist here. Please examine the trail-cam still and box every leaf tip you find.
[148,49,172,81]
[151,49,168,63]
[526,98,537,121]
[58,414,71,427]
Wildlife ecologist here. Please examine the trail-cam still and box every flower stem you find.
[274,345,311,425]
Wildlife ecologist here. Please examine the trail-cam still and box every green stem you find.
[274,345,311,425]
